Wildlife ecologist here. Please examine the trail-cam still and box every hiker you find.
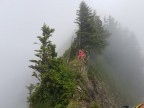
[78,49,86,63]
[78,49,86,59]
[85,50,90,60]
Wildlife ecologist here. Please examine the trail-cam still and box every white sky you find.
[0,0,144,108]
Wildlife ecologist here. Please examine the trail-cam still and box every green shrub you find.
[30,59,78,108]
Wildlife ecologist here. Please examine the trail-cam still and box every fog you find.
[0,0,144,108]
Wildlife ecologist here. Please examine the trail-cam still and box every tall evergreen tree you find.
[75,1,93,49]
[29,23,57,81]
[28,24,77,108]
[75,1,110,53]
[92,10,110,52]
[26,84,35,108]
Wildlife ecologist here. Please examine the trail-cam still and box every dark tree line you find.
[104,16,144,103]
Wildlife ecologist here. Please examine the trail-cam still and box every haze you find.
[0,0,144,108]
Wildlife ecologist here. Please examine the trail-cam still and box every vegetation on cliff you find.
[27,1,143,108]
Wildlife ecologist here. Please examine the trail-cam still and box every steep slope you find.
[65,54,123,108]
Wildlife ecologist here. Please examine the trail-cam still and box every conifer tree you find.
[75,1,110,53]
[75,1,94,49]
[29,23,57,81]
[92,11,110,52]
[28,24,77,107]
[26,84,35,108]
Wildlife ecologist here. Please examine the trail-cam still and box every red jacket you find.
[78,50,86,59]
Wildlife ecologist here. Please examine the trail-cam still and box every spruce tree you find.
[75,1,94,49]
[92,11,110,52]
[75,1,110,53]
[26,84,35,108]
[29,23,57,81]
[29,24,77,107]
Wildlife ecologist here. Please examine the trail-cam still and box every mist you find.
[103,16,144,104]
[0,0,144,108]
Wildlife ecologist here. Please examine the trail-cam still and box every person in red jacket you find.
[78,49,86,63]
